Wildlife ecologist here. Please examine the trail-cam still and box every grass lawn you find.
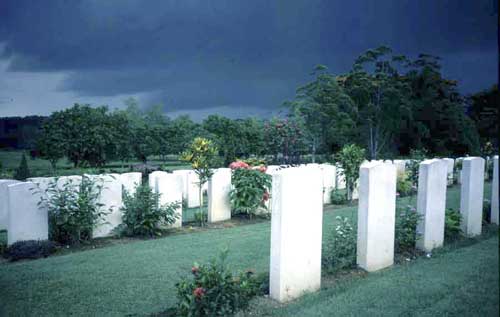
[0,184,497,316]
[0,150,191,178]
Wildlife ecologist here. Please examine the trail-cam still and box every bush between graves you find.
[5,240,56,261]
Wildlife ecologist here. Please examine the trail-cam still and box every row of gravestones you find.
[268,156,499,302]
[0,169,225,245]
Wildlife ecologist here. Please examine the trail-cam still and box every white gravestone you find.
[269,167,323,302]
[90,174,123,238]
[7,182,48,245]
[151,172,183,228]
[357,161,397,272]
[393,160,406,175]
[119,172,142,196]
[0,180,21,230]
[173,170,190,200]
[416,159,448,252]
[187,171,202,208]
[320,164,336,204]
[208,168,232,223]
[336,166,346,189]
[490,156,498,224]
[460,157,485,237]
[442,158,454,185]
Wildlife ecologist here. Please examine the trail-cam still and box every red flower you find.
[258,165,267,173]
[191,266,199,275]
[229,161,250,170]
[193,287,205,298]
[262,191,270,202]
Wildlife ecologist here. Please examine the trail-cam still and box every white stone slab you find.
[119,172,142,196]
[173,169,190,200]
[208,168,232,223]
[7,182,48,245]
[416,159,448,252]
[393,160,406,175]
[0,180,21,230]
[442,158,454,185]
[357,161,396,272]
[321,164,336,204]
[336,166,346,189]
[490,156,498,224]
[90,174,123,238]
[153,172,183,228]
[269,167,323,302]
[187,171,202,208]
[460,157,485,237]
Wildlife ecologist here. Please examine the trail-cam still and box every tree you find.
[263,117,306,164]
[37,116,66,172]
[342,46,410,159]
[335,144,365,201]
[287,65,357,161]
[181,138,218,226]
[14,153,31,180]
[467,85,499,152]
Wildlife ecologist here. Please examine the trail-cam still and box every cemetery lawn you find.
[0,184,498,316]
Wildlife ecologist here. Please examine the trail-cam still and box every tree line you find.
[28,46,499,168]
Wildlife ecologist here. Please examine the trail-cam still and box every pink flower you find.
[262,191,270,202]
[229,161,250,170]
[191,266,199,275]
[193,287,205,298]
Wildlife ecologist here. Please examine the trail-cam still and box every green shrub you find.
[229,165,271,217]
[14,153,31,180]
[330,188,347,205]
[395,205,422,253]
[5,240,56,261]
[396,172,413,197]
[120,183,180,237]
[41,176,108,244]
[335,144,365,201]
[406,149,427,186]
[174,250,265,316]
[322,216,357,274]
[445,208,462,240]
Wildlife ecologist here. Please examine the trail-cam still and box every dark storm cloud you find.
[0,0,497,114]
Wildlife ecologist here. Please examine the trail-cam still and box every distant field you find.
[0,150,191,177]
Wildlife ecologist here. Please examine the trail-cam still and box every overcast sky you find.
[0,0,497,120]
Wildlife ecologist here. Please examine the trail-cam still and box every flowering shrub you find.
[229,161,271,217]
[174,250,265,316]
[395,205,422,253]
[322,216,357,274]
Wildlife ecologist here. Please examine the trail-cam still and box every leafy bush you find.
[5,240,56,261]
[41,176,108,244]
[120,183,180,237]
[330,188,347,205]
[229,162,271,217]
[174,250,265,316]
[335,144,365,201]
[14,153,31,180]
[396,172,413,197]
[395,205,422,253]
[322,216,357,274]
[406,149,427,187]
[445,208,462,240]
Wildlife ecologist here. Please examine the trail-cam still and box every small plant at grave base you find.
[181,137,218,226]
[229,160,272,217]
[482,199,491,225]
[40,176,109,245]
[120,183,180,237]
[445,208,462,241]
[330,188,347,205]
[5,240,56,261]
[335,144,365,201]
[395,205,422,254]
[396,171,413,197]
[406,148,428,187]
[14,153,31,181]
[174,249,266,316]
[322,216,357,274]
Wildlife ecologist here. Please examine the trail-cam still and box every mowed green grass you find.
[0,184,496,316]
[0,150,191,177]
